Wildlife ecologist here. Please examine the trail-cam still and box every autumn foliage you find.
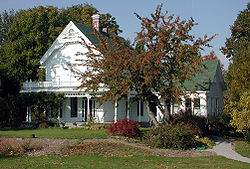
[107,118,141,139]
[79,4,215,126]
[203,51,219,61]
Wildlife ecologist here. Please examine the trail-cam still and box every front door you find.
[82,97,96,122]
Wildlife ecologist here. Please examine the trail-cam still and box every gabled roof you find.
[40,21,115,65]
[73,21,111,45]
[183,60,226,91]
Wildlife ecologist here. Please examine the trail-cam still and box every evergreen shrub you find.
[144,123,195,150]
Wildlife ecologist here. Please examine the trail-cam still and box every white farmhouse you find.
[21,15,226,124]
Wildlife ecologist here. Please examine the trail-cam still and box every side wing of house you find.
[206,62,226,117]
[167,60,226,118]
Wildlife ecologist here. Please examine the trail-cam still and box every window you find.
[173,102,179,114]
[194,98,200,108]
[185,98,192,114]
[71,98,77,117]
[140,101,144,116]
[194,98,200,115]
[137,101,139,116]
[125,101,128,116]
[90,98,96,117]
[215,98,218,115]
[137,101,144,116]
[59,103,63,118]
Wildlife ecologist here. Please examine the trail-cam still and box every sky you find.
[0,0,249,69]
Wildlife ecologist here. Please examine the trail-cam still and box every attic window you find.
[68,29,75,36]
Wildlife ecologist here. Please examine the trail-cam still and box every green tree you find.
[79,5,215,126]
[1,6,63,92]
[221,3,250,135]
[225,91,250,134]
[60,4,122,34]
[221,3,250,101]
[0,9,17,47]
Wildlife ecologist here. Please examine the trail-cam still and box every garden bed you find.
[0,137,215,157]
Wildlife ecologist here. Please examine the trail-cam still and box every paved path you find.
[206,136,250,164]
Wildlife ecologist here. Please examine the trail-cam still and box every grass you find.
[0,128,249,168]
[0,128,110,139]
[234,140,250,158]
[0,153,249,168]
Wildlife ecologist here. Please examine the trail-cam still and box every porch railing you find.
[23,80,82,89]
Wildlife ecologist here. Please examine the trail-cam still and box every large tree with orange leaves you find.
[79,5,215,126]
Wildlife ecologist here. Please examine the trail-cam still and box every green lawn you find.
[0,128,109,139]
[0,154,249,169]
[234,140,250,158]
[0,128,249,168]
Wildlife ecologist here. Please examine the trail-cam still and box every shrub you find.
[195,137,215,148]
[107,118,141,139]
[144,123,196,150]
[172,113,207,137]
[38,122,48,128]
[0,139,42,156]
[89,124,108,130]
[19,122,37,129]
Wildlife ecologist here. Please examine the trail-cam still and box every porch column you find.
[114,96,118,123]
[86,94,90,122]
[156,106,161,122]
[127,94,130,120]
[57,106,61,121]
[138,101,141,123]
[191,94,194,114]
[26,107,32,122]
[26,107,29,122]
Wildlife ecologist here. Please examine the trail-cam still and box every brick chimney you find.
[92,14,100,31]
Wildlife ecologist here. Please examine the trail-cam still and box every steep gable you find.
[40,21,94,66]
[183,60,226,91]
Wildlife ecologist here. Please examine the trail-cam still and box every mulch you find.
[0,137,215,157]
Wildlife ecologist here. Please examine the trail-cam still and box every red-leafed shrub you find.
[107,118,141,139]
[38,122,48,129]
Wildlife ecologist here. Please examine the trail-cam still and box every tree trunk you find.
[161,99,171,123]
[145,100,159,127]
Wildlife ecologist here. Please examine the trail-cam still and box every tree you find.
[0,9,17,47]
[221,3,249,135]
[78,4,215,126]
[203,51,218,60]
[221,3,249,101]
[60,4,122,34]
[225,91,250,134]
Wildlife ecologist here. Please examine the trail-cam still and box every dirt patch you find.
[82,138,215,157]
[0,137,78,156]
[0,137,215,157]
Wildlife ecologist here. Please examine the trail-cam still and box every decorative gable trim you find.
[40,21,93,66]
